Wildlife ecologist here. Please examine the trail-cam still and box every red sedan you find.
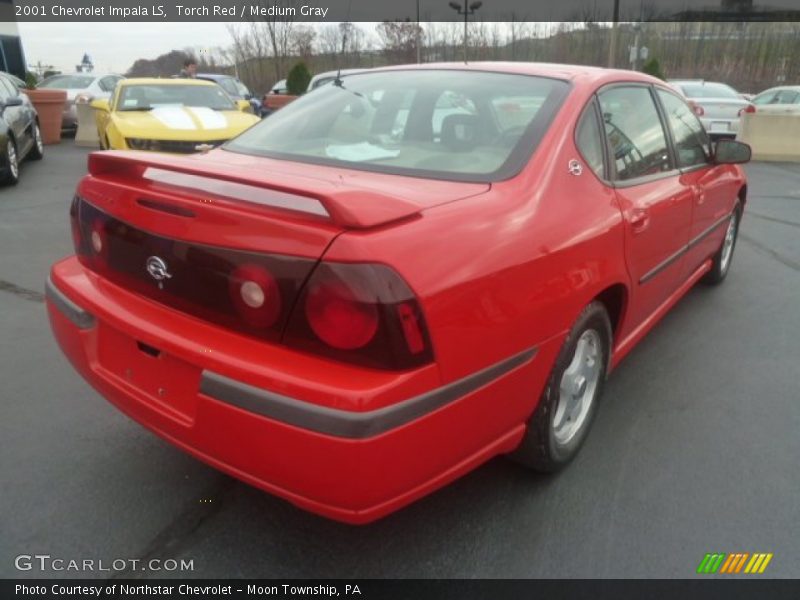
[47,63,750,524]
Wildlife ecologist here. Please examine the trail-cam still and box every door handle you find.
[630,209,650,233]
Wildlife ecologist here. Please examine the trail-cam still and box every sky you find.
[18,22,249,74]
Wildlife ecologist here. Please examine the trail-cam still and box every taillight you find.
[689,101,704,117]
[284,262,434,370]
[229,263,282,328]
[69,196,82,251]
[738,104,756,117]
[306,280,379,350]
[69,197,434,370]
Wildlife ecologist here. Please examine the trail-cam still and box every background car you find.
[0,71,43,185]
[269,79,288,95]
[668,79,751,138]
[90,77,261,152]
[196,72,262,116]
[749,85,800,114]
[37,72,124,134]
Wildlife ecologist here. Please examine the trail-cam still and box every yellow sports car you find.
[90,78,261,153]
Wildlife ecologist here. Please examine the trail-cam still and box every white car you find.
[668,80,750,138]
[36,72,124,133]
[750,86,800,114]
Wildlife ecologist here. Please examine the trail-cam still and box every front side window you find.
[657,89,710,169]
[226,70,570,182]
[575,102,605,179]
[0,77,11,102]
[774,90,800,105]
[598,86,672,181]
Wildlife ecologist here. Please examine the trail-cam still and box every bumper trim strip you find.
[45,276,96,329]
[200,347,537,439]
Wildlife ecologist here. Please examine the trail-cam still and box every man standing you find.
[179,58,197,79]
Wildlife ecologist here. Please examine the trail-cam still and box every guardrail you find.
[737,112,800,162]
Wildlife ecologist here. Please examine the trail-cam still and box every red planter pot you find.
[26,88,67,145]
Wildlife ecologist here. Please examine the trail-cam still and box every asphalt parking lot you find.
[1,144,798,579]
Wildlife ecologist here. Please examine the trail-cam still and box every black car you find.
[1,71,43,185]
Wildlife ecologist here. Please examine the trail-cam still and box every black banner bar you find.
[4,579,800,600]
[5,0,800,22]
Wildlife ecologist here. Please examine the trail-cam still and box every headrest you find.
[440,113,482,152]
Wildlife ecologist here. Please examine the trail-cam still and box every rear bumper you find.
[46,257,550,523]
[62,104,77,130]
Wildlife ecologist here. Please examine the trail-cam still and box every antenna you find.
[333,0,355,88]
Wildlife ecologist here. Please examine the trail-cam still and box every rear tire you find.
[510,302,612,472]
[703,204,741,286]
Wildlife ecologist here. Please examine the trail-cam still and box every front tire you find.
[510,302,612,472]
[1,138,20,185]
[703,205,741,286]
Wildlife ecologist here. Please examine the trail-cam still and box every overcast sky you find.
[18,22,249,74]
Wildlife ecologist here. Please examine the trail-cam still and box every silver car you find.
[668,80,750,138]
[36,72,124,133]
[750,86,800,114]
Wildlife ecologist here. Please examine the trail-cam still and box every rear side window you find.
[598,86,672,181]
[575,102,605,179]
[657,89,710,169]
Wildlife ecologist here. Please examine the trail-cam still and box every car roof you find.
[43,72,120,80]
[197,73,236,81]
[310,68,366,80]
[119,77,215,87]
[336,62,662,88]
[757,85,800,94]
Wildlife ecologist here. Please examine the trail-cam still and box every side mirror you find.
[2,96,23,108]
[90,98,110,112]
[236,99,252,113]
[714,139,751,164]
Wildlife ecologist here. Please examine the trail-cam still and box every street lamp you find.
[448,0,482,63]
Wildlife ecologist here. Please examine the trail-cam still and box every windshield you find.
[679,83,740,99]
[117,84,235,111]
[215,77,248,97]
[39,75,95,89]
[226,70,569,182]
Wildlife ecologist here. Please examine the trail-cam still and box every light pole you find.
[416,0,421,63]
[448,0,482,63]
[608,0,620,68]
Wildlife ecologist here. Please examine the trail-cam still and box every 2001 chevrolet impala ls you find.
[47,63,750,523]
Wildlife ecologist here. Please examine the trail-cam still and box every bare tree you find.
[376,20,424,65]
[291,25,316,60]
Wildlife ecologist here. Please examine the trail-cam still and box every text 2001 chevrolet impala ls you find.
[47,63,750,523]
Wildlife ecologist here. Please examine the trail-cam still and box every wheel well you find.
[594,284,627,341]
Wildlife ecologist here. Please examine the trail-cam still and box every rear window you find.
[679,83,740,99]
[226,70,570,182]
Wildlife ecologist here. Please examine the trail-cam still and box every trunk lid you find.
[694,98,749,119]
[74,150,489,342]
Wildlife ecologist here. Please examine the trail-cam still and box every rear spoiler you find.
[86,151,426,230]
